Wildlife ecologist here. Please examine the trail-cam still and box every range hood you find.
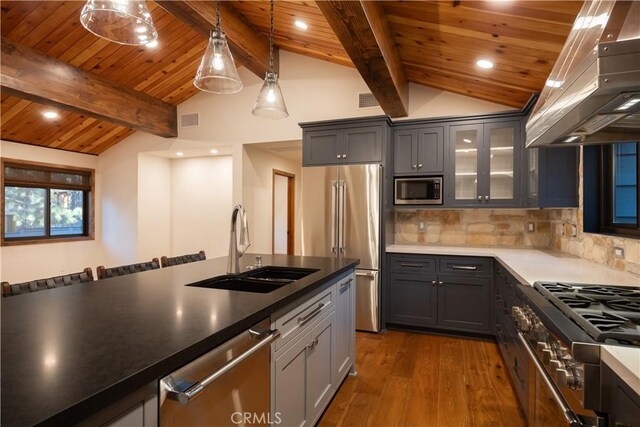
[526,0,640,147]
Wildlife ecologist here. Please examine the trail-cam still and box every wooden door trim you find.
[272,169,295,255]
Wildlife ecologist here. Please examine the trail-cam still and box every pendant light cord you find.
[215,0,221,35]
[269,0,274,74]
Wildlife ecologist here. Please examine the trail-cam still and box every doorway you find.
[272,170,295,255]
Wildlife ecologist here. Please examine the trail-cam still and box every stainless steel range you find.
[512,282,640,426]
[534,282,640,345]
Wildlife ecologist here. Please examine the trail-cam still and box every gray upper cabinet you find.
[448,120,522,208]
[393,126,444,175]
[526,146,578,208]
[302,120,387,166]
[303,129,342,166]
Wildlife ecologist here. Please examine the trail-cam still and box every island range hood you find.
[526,0,640,147]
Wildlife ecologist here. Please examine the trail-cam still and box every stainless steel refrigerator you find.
[301,164,381,332]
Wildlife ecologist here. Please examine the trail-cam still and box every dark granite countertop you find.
[1,254,358,426]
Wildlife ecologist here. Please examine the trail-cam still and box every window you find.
[599,142,639,238]
[1,159,94,245]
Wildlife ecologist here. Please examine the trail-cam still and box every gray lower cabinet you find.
[387,254,492,333]
[302,123,385,166]
[271,272,355,427]
[388,273,438,327]
[393,126,444,175]
[274,311,335,427]
[437,274,491,332]
[335,275,355,381]
[601,364,640,427]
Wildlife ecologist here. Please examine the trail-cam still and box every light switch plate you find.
[527,222,535,232]
[571,224,577,237]
[419,221,425,230]
[614,247,625,259]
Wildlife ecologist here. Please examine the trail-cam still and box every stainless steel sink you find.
[187,266,319,294]
[243,266,318,282]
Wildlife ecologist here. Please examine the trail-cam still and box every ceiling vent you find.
[358,92,379,109]
[180,112,199,128]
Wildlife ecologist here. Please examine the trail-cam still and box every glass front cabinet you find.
[447,120,522,207]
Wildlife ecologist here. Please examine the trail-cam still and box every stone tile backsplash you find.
[394,208,639,278]
[394,209,553,248]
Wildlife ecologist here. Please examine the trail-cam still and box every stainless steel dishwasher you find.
[159,319,280,426]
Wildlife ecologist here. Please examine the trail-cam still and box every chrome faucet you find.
[227,205,251,274]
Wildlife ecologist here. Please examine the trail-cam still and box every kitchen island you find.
[1,254,358,426]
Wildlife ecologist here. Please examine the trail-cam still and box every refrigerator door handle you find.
[331,180,338,254]
[338,180,346,254]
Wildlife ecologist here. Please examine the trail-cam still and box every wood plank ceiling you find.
[0,1,583,155]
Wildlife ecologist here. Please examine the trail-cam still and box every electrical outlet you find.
[562,223,566,236]
[571,224,577,237]
[419,221,425,230]
[527,222,535,232]
[614,247,625,259]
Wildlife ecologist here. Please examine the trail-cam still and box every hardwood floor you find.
[319,330,526,427]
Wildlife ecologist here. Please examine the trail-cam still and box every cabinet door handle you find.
[431,280,437,286]
[298,303,326,325]
[340,278,353,289]
[336,154,341,159]
[307,338,319,350]
[477,195,482,201]
[418,164,423,168]
[412,164,417,169]
[400,262,423,268]
[438,281,444,286]
[484,195,489,201]
[451,265,477,271]
[342,154,347,159]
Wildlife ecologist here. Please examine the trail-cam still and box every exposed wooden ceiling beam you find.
[155,0,277,78]
[0,38,177,138]
[316,0,408,117]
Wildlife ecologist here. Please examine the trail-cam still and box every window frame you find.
[598,142,640,239]
[1,158,95,246]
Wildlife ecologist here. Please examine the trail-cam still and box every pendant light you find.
[80,0,158,46]
[252,0,288,119]
[193,0,243,94]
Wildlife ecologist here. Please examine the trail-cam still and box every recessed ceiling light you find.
[145,39,158,48]
[294,20,308,30]
[210,149,219,154]
[476,59,494,69]
[176,152,184,157]
[42,111,59,120]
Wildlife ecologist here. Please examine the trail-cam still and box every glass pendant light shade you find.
[194,31,243,94]
[252,71,288,119]
[80,0,158,46]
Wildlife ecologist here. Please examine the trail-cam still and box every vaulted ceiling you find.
[0,1,583,155]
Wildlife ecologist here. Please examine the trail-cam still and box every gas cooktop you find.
[534,282,640,346]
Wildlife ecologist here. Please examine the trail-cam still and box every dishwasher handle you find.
[165,328,280,405]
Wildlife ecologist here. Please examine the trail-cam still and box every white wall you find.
[137,154,171,261]
[170,156,233,259]
[243,146,302,255]
[0,140,103,283]
[177,52,513,146]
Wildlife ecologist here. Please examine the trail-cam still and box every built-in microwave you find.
[394,177,443,205]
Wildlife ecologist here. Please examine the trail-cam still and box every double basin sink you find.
[187,266,319,294]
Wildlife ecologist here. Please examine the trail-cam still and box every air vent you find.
[358,92,379,109]
[180,112,199,128]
